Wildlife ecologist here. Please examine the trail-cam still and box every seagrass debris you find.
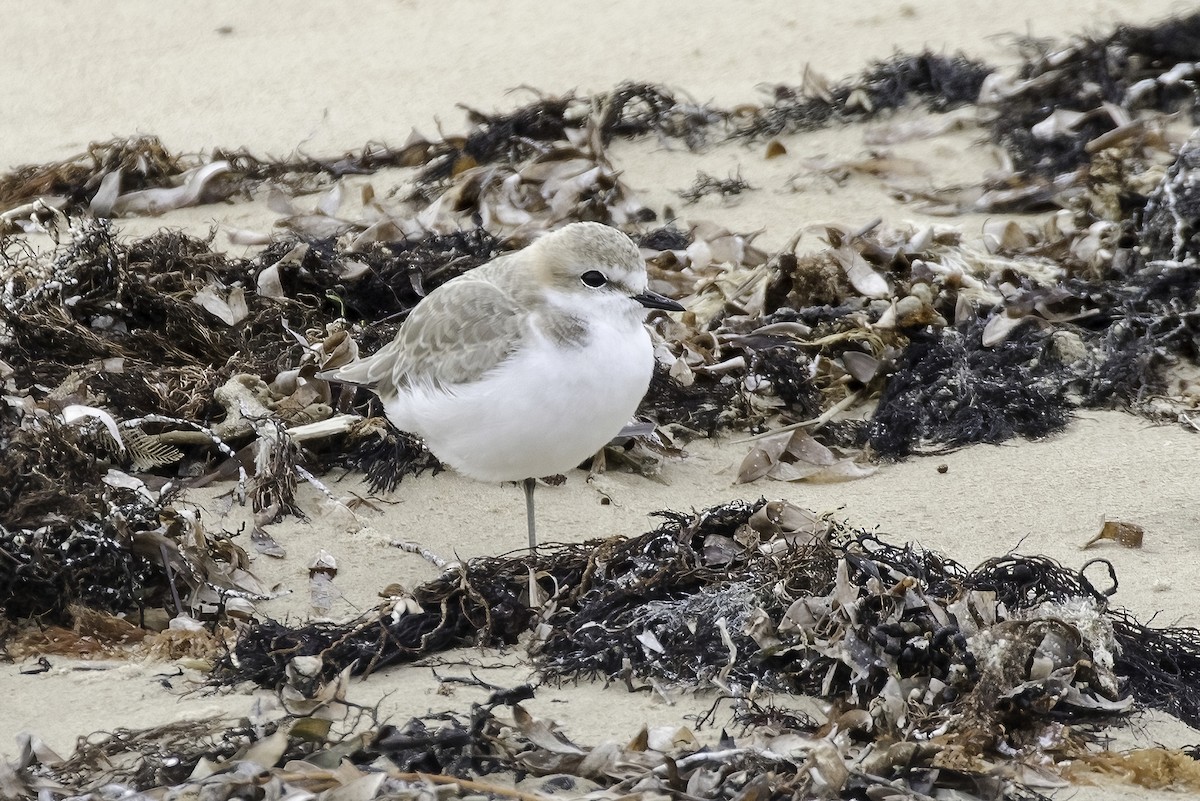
[2,15,1199,229]
[5,122,1200,623]
[0,9,1197,700]
[12,498,1197,800]
[3,13,1200,801]
[213,498,1200,731]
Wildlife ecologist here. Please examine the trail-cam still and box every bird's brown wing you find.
[321,275,527,398]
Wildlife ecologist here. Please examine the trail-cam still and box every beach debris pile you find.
[0,390,264,623]
[10,498,1200,799]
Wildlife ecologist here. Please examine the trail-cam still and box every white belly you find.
[383,321,653,482]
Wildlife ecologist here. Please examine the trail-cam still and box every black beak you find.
[634,289,684,312]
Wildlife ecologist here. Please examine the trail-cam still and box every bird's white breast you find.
[382,300,654,482]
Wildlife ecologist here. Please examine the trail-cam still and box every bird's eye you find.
[580,270,607,288]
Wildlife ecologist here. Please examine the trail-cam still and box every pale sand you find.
[3,2,1199,798]
[0,0,1188,170]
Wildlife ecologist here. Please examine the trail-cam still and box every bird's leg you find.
[522,476,543,609]
[522,477,538,556]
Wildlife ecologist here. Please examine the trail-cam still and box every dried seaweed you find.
[636,363,740,436]
[989,14,1200,178]
[198,498,1200,800]
[3,221,256,398]
[2,67,1198,621]
[1140,130,1200,263]
[1111,611,1200,727]
[724,15,1200,206]
[330,429,443,495]
[27,718,255,790]
[637,224,693,251]
[0,221,506,418]
[596,82,722,147]
[6,12,1200,801]
[419,83,719,186]
[866,320,1071,458]
[679,170,753,204]
[331,228,505,324]
[0,17,1193,226]
[215,563,532,689]
[0,136,183,210]
[0,405,257,622]
[0,87,721,224]
[0,411,100,531]
[737,52,992,139]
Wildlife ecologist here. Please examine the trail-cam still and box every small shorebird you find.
[320,222,683,553]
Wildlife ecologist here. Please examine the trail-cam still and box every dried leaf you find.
[238,730,289,770]
[89,169,122,217]
[782,429,835,466]
[736,432,792,483]
[112,161,232,215]
[982,219,1031,253]
[1083,520,1145,549]
[834,246,889,298]
[315,183,344,217]
[1031,108,1089,140]
[982,311,1033,347]
[61,404,124,451]
[840,350,879,383]
[512,705,585,755]
[192,281,249,326]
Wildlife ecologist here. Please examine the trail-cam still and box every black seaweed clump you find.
[216,546,544,689]
[638,224,693,251]
[856,51,992,112]
[679,171,753,204]
[739,52,992,139]
[867,321,1070,458]
[256,227,505,330]
[1139,134,1200,264]
[216,498,1200,737]
[330,430,442,495]
[636,362,740,436]
[2,223,289,417]
[1113,611,1200,727]
[418,97,575,183]
[1080,263,1200,404]
[0,221,509,417]
[596,82,722,148]
[0,412,170,620]
[223,611,464,691]
[984,260,1200,407]
[420,83,720,183]
[989,14,1200,177]
[745,344,824,418]
[0,519,166,622]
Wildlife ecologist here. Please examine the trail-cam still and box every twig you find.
[159,543,185,616]
[733,391,863,443]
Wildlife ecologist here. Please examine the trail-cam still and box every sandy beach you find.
[3,2,1200,799]
[1,0,1181,170]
